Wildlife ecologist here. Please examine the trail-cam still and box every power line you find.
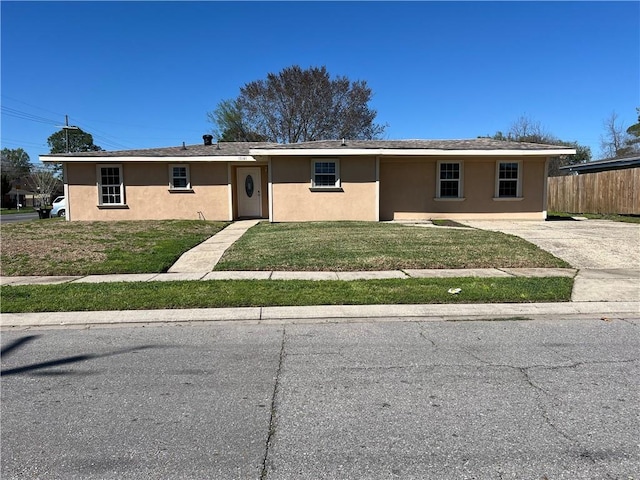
[0,94,68,119]
[1,106,59,126]
[0,138,48,149]
[2,97,209,151]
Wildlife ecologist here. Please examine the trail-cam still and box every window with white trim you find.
[437,161,463,198]
[311,159,340,188]
[169,164,191,190]
[97,164,124,205]
[496,161,522,198]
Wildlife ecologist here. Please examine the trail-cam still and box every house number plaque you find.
[245,175,254,197]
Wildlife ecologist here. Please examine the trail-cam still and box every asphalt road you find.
[0,212,39,223]
[1,318,638,479]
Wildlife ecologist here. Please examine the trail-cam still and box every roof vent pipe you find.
[341,138,346,146]
[203,134,214,146]
[182,142,187,150]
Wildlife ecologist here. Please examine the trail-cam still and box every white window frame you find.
[494,160,523,199]
[169,164,191,190]
[310,159,341,190]
[97,164,125,206]
[436,161,464,200]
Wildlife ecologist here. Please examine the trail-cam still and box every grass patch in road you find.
[430,219,469,228]
[0,277,573,313]
[0,220,229,276]
[548,212,640,224]
[215,221,569,271]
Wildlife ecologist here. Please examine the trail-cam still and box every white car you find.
[50,196,66,217]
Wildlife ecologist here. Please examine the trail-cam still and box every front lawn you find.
[215,221,569,271]
[0,220,229,276]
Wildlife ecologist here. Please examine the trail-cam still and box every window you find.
[311,159,340,189]
[496,161,521,198]
[169,164,191,190]
[437,161,463,198]
[97,164,124,205]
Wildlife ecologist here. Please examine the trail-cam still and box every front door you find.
[236,167,262,218]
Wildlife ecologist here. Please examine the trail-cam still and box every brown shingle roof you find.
[42,138,573,158]
[44,141,278,158]
[258,138,569,150]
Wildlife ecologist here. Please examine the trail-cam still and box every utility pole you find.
[62,115,79,153]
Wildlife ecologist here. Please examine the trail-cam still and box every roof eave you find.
[250,148,577,157]
[40,155,259,163]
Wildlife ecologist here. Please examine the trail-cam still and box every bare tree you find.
[507,115,553,143]
[599,111,632,159]
[26,165,61,208]
[209,65,386,143]
[484,115,591,176]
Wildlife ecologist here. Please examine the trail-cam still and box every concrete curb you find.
[2,302,638,329]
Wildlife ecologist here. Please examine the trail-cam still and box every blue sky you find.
[2,1,638,165]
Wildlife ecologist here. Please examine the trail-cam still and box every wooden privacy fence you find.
[547,168,640,215]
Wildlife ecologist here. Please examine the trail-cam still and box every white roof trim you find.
[250,148,576,156]
[40,155,259,163]
[40,147,577,164]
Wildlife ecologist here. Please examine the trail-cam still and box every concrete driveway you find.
[462,219,640,302]
[462,219,640,269]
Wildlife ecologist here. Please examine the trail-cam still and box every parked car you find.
[50,196,66,217]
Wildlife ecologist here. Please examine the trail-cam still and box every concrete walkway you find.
[167,219,261,273]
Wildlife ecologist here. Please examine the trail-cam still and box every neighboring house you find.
[549,154,640,215]
[40,138,575,222]
[5,187,37,208]
[560,155,640,174]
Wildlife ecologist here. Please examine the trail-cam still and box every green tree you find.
[208,65,387,143]
[624,107,640,153]
[47,127,103,153]
[1,148,32,208]
[1,173,12,207]
[483,115,591,176]
[1,147,31,180]
[208,99,268,142]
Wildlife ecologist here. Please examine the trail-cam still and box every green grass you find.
[0,277,573,313]
[548,212,640,224]
[1,207,35,214]
[0,220,229,276]
[430,219,469,228]
[214,221,569,271]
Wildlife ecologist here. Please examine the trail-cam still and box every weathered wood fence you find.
[547,168,640,215]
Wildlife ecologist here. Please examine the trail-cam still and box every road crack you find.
[260,326,286,480]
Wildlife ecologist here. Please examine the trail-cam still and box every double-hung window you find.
[97,164,124,205]
[169,164,191,190]
[495,161,522,198]
[311,159,340,189]
[437,161,463,199]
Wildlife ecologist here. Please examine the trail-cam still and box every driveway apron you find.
[462,219,640,302]
[462,219,640,269]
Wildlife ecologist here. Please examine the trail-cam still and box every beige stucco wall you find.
[270,156,377,221]
[379,156,548,221]
[65,162,231,221]
[64,155,549,222]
